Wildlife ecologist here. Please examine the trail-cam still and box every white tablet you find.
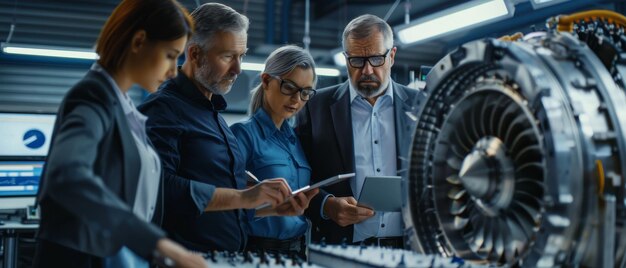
[256,173,356,210]
[357,176,402,212]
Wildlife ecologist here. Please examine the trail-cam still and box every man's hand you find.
[155,238,206,268]
[323,196,374,227]
[239,178,292,209]
[257,188,319,217]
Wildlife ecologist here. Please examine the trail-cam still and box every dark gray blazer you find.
[36,70,165,260]
[296,80,426,244]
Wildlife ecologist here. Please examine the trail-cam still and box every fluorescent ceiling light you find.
[316,67,341,77]
[1,43,98,60]
[395,0,514,45]
[530,0,568,9]
[241,62,265,72]
[333,51,346,67]
[1,43,341,77]
[242,61,340,77]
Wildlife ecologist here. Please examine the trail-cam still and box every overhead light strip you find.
[315,67,341,77]
[241,62,265,72]
[333,51,347,67]
[2,43,341,77]
[1,43,98,60]
[395,0,514,45]
[530,0,569,9]
[242,62,340,76]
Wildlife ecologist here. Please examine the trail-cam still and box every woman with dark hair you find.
[231,45,319,258]
[33,0,205,267]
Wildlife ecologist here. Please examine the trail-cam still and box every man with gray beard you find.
[139,3,315,252]
[296,14,426,247]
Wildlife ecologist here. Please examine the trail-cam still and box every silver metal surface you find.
[404,28,626,267]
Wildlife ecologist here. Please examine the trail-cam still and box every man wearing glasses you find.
[139,3,313,253]
[296,14,426,248]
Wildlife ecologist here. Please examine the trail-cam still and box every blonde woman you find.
[231,45,319,258]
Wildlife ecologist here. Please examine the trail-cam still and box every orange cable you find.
[553,10,626,32]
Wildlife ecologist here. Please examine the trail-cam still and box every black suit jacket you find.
[296,80,425,243]
[36,70,165,262]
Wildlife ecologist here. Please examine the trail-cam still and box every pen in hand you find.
[245,170,261,185]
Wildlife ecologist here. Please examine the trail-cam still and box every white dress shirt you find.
[349,82,403,242]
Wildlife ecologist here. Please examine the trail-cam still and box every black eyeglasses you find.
[271,76,316,101]
[343,49,390,68]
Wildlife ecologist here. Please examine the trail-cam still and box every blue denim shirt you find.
[138,70,247,252]
[231,108,311,240]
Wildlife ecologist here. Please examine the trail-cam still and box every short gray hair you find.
[188,3,249,50]
[249,45,317,115]
[342,14,393,51]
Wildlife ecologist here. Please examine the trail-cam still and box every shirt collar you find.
[169,68,228,111]
[253,107,295,140]
[348,79,394,104]
[90,63,137,115]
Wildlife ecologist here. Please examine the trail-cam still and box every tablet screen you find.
[358,176,402,212]
[256,173,356,210]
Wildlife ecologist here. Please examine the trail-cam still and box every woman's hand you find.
[257,188,319,217]
[155,238,207,268]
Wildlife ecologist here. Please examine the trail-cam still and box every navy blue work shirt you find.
[138,70,248,252]
[231,108,311,240]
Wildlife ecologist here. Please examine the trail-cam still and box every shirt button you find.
[374,140,378,144]
[376,168,381,172]
[381,224,385,228]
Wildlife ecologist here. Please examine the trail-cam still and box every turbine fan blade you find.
[504,114,529,146]
[447,155,462,170]
[469,99,482,139]
[513,145,542,163]
[509,128,538,154]
[480,94,497,135]
[496,101,519,136]
[446,174,462,185]
[511,201,540,231]
[453,215,470,230]
[448,187,467,200]
[515,178,545,196]
[504,216,528,258]
[451,199,469,215]
[451,143,467,159]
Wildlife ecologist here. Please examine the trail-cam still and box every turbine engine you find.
[404,10,626,267]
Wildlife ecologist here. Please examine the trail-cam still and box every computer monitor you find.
[0,160,44,197]
[0,159,46,210]
[0,112,55,210]
[0,159,44,211]
[0,112,56,157]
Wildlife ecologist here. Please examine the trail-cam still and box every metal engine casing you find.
[404,31,626,267]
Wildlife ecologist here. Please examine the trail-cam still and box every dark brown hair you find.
[96,0,194,72]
